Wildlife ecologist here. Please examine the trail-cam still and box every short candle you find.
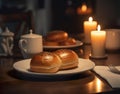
[91,25,106,57]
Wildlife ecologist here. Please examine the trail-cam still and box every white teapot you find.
[0,27,14,56]
[19,29,43,58]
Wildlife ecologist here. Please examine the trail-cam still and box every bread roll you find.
[60,37,76,46]
[45,30,68,42]
[43,40,59,46]
[30,52,62,73]
[54,49,79,70]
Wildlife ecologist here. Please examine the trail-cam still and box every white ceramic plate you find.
[13,58,95,76]
[43,40,83,49]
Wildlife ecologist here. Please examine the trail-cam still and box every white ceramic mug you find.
[19,30,43,58]
[105,29,120,50]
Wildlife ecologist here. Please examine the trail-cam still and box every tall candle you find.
[91,25,106,58]
[84,17,97,43]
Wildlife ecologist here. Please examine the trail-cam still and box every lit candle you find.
[84,17,97,43]
[90,25,106,58]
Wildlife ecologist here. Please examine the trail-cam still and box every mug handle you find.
[19,39,27,53]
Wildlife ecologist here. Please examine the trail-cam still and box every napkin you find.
[93,66,120,88]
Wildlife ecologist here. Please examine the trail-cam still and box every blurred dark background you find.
[0,0,120,35]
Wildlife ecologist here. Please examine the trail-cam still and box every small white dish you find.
[13,58,95,76]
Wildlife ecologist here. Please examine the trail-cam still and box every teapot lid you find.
[0,27,14,36]
[21,29,42,38]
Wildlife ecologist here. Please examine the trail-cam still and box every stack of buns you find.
[30,49,79,73]
[43,30,76,46]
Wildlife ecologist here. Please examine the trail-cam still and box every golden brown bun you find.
[60,37,76,46]
[45,30,68,42]
[53,49,79,70]
[30,52,62,73]
[43,40,59,46]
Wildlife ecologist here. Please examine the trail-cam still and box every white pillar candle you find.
[84,17,97,43]
[91,25,106,58]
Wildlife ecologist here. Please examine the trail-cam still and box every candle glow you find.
[77,3,92,15]
[81,4,87,12]
[97,25,101,31]
[89,17,93,22]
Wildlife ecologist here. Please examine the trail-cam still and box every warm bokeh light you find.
[81,4,87,12]
[77,3,92,15]
[88,78,103,93]
[96,78,102,92]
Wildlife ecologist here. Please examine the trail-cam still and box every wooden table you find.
[0,44,120,94]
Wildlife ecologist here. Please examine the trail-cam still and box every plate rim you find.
[43,40,83,49]
[13,58,95,76]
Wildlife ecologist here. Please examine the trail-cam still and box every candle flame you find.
[89,17,93,22]
[97,25,101,31]
[81,4,87,12]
